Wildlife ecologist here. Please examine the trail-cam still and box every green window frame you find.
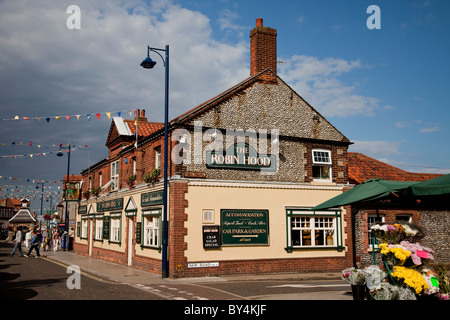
[285,208,343,253]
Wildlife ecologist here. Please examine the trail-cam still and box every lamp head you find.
[140,56,157,69]
[57,150,64,157]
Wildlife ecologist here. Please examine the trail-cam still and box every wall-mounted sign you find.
[78,205,87,214]
[206,143,276,171]
[202,225,221,249]
[97,198,123,212]
[188,262,219,268]
[221,209,269,245]
[141,190,164,207]
[65,182,80,200]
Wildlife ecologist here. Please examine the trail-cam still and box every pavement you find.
[41,248,352,300]
[2,240,352,300]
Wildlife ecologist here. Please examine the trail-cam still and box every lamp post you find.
[57,143,71,251]
[36,182,44,230]
[140,45,169,278]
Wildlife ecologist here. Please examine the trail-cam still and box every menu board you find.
[202,225,221,249]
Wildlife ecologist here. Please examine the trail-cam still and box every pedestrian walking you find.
[25,230,41,258]
[25,230,32,247]
[10,227,24,257]
[42,228,50,251]
[52,228,60,252]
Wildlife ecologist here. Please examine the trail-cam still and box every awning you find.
[312,179,418,211]
[408,173,450,196]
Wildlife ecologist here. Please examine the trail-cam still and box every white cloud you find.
[0,0,249,121]
[349,140,402,158]
[419,126,439,133]
[279,55,380,117]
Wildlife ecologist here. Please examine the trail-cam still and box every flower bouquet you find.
[363,265,386,288]
[368,282,396,300]
[421,268,440,295]
[395,286,417,300]
[399,241,434,266]
[391,266,429,295]
[341,267,366,285]
[370,222,424,244]
[379,243,411,268]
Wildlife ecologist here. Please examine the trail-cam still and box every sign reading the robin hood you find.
[206,143,276,172]
[221,209,269,245]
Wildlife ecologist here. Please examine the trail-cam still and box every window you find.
[312,149,332,182]
[110,217,121,243]
[286,209,343,252]
[396,214,411,223]
[111,160,119,191]
[94,218,103,241]
[368,214,384,247]
[81,219,88,239]
[291,216,335,247]
[143,209,161,248]
[155,147,161,169]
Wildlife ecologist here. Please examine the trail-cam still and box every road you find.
[1,241,352,301]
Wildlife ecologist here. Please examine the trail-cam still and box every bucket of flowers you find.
[342,267,366,300]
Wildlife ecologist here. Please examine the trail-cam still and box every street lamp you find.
[57,143,71,251]
[36,182,44,230]
[140,45,169,278]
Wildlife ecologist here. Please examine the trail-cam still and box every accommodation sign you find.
[221,209,269,245]
[206,143,276,171]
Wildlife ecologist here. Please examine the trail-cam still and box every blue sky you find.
[0,0,449,213]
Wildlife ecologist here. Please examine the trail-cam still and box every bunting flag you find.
[0,108,144,122]
[0,145,89,159]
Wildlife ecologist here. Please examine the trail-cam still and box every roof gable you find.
[9,208,36,223]
[173,69,349,143]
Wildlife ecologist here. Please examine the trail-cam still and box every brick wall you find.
[250,18,277,82]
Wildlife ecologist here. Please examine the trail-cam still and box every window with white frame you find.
[81,219,88,239]
[286,209,342,251]
[155,147,161,169]
[312,149,332,182]
[291,216,336,247]
[111,160,119,191]
[110,217,121,243]
[95,218,103,241]
[143,209,161,248]
[368,214,384,247]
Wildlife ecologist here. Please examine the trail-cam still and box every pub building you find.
[75,18,354,277]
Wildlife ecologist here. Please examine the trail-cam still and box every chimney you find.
[134,108,148,122]
[250,18,277,78]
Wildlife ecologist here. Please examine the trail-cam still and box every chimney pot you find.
[256,18,263,27]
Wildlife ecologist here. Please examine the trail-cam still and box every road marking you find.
[268,284,350,288]
[42,256,117,284]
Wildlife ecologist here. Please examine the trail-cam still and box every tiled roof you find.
[124,119,164,138]
[348,152,442,185]
[9,208,36,223]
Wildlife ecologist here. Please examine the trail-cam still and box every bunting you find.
[0,145,89,159]
[1,109,137,122]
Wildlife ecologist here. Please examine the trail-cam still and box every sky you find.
[0,0,449,213]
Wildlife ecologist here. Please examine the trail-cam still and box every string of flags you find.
[0,144,89,159]
[0,108,141,122]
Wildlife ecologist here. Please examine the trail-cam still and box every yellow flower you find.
[391,266,429,294]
